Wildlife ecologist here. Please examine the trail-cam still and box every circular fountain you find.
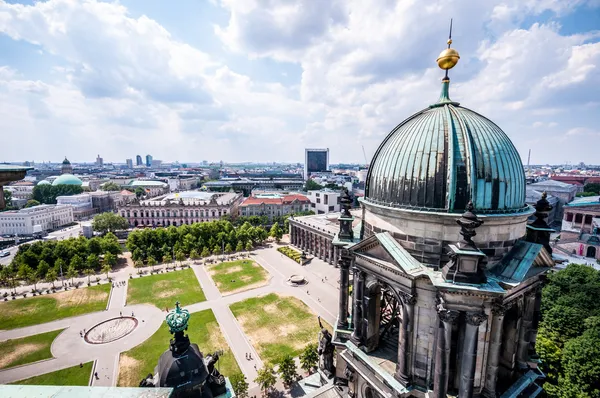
[85,317,138,344]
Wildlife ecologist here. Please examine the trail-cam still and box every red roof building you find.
[239,193,311,219]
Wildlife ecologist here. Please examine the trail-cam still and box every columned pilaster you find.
[459,312,488,398]
[483,303,509,398]
[395,291,417,385]
[337,251,351,329]
[517,294,536,367]
[433,308,460,397]
[350,269,366,345]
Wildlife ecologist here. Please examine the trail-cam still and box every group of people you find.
[112,281,126,288]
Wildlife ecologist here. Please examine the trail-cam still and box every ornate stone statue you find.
[318,316,335,378]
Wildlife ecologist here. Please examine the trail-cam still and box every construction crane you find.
[362,145,369,167]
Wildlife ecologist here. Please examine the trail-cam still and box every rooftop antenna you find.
[527,149,531,172]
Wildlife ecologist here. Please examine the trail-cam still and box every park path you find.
[191,264,262,387]
[0,246,342,387]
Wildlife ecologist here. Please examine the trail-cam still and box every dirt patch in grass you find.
[156,288,183,299]
[230,293,328,363]
[155,280,171,289]
[0,343,44,369]
[118,354,142,387]
[55,288,108,309]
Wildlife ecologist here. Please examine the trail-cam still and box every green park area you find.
[126,268,206,310]
[230,293,326,363]
[118,309,240,387]
[207,259,269,294]
[11,361,93,386]
[0,284,111,330]
[0,329,64,370]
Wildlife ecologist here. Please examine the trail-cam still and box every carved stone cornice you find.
[398,291,417,305]
[465,311,488,326]
[491,303,510,316]
[438,309,460,324]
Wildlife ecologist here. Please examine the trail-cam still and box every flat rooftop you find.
[142,191,240,206]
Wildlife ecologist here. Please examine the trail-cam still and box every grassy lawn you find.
[11,361,93,386]
[0,329,64,370]
[230,293,328,364]
[0,284,111,331]
[118,309,239,387]
[127,268,206,310]
[207,259,269,294]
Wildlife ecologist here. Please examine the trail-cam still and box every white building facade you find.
[118,191,243,227]
[306,189,341,214]
[5,185,34,200]
[0,205,74,235]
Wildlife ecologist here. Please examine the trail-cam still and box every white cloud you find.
[0,0,599,164]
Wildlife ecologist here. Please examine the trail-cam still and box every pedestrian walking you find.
[249,353,252,360]
[94,372,99,380]
[120,311,122,317]
[132,311,135,317]
[254,364,257,370]
[80,363,83,368]
[79,331,83,337]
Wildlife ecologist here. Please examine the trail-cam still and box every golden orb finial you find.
[437,19,460,72]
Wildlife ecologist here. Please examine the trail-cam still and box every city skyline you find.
[0,0,599,164]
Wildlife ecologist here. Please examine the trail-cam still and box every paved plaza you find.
[0,244,340,388]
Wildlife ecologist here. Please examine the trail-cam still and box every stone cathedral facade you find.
[322,38,555,398]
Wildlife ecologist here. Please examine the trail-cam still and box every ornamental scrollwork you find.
[465,311,488,326]
[438,309,460,324]
[491,303,509,316]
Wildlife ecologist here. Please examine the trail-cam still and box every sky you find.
[0,0,599,165]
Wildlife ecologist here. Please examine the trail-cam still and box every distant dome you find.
[37,180,51,186]
[365,81,527,214]
[52,174,82,186]
[62,157,71,165]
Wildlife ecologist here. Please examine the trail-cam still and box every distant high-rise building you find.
[304,148,329,179]
[146,154,153,167]
[126,159,133,169]
[136,155,143,166]
[96,154,103,167]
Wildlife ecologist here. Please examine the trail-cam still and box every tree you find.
[537,264,600,396]
[201,247,211,259]
[278,354,298,386]
[101,182,121,191]
[245,241,253,252]
[1,264,18,294]
[45,269,58,288]
[70,254,84,271]
[584,183,600,194]
[175,251,185,267]
[37,260,50,280]
[147,256,157,272]
[66,265,78,286]
[235,241,244,253]
[269,223,283,242]
[101,263,112,280]
[87,254,100,270]
[190,249,200,262]
[230,373,249,398]
[55,258,66,282]
[254,364,276,396]
[84,268,94,285]
[27,269,40,291]
[224,243,233,255]
[162,254,171,264]
[212,245,220,256]
[3,189,12,208]
[92,212,129,234]
[24,199,41,208]
[33,184,83,204]
[104,252,118,267]
[304,179,323,191]
[299,343,319,374]
[135,187,145,199]
[134,259,144,270]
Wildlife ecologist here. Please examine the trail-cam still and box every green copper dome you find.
[62,157,71,165]
[365,80,527,213]
[52,174,83,186]
[37,180,51,186]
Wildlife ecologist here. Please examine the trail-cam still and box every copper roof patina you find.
[365,80,527,214]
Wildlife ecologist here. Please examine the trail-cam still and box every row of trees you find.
[222,210,315,230]
[126,220,278,264]
[32,184,83,204]
[92,212,129,234]
[537,264,600,396]
[231,343,319,398]
[0,233,122,292]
